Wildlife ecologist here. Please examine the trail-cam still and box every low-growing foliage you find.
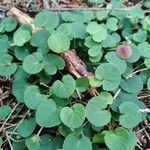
[0,1,150,149]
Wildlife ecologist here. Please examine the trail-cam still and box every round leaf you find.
[0,105,11,120]
[47,33,70,53]
[24,85,46,110]
[2,17,17,32]
[14,30,31,46]
[17,118,36,138]
[23,52,44,74]
[25,135,41,150]
[34,11,59,31]
[35,100,61,127]
[106,17,118,31]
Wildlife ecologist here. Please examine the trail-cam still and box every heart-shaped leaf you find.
[119,102,143,128]
[104,127,137,150]
[63,133,92,150]
[51,74,76,98]
[0,54,17,76]
[60,103,86,128]
[95,63,121,91]
[43,54,65,75]
[86,96,111,127]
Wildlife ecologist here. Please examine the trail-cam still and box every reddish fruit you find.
[116,44,132,59]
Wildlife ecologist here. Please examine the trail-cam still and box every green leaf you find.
[89,76,102,87]
[147,77,150,90]
[43,54,65,75]
[119,102,143,128]
[104,128,137,150]
[86,96,111,127]
[88,45,102,57]
[14,29,31,46]
[2,17,17,32]
[105,52,127,74]
[142,16,150,32]
[12,77,29,102]
[0,137,3,147]
[144,0,150,8]
[126,44,140,63]
[14,46,30,60]
[102,33,121,48]
[0,54,17,76]
[61,11,94,23]
[144,57,150,68]
[84,36,101,48]
[99,91,113,105]
[51,74,76,98]
[23,52,44,74]
[86,22,107,42]
[24,85,46,110]
[120,75,143,94]
[25,135,41,150]
[95,63,121,91]
[17,118,36,138]
[12,141,26,150]
[35,99,61,127]
[132,29,147,43]
[96,10,108,21]
[30,30,50,54]
[0,39,10,55]
[0,105,11,120]
[58,23,87,39]
[76,77,89,92]
[47,33,70,53]
[63,133,92,150]
[110,90,143,112]
[34,11,59,31]
[138,42,150,58]
[106,17,118,31]
[129,6,144,19]
[39,134,63,150]
[88,0,104,4]
[60,103,86,129]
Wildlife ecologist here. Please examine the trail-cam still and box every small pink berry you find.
[116,44,132,59]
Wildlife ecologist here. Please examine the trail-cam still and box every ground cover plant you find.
[0,0,150,149]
